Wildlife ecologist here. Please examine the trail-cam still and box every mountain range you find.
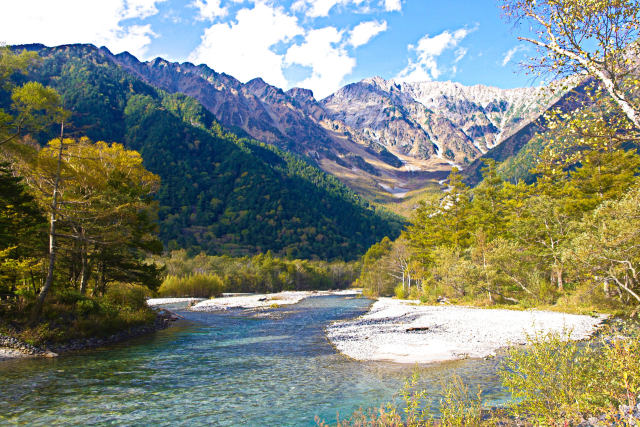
[9,43,403,260]
[94,46,562,198]
[7,43,582,259]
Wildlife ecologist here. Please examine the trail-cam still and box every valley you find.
[2,0,640,423]
[35,43,562,200]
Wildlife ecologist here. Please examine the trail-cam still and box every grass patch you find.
[158,274,224,298]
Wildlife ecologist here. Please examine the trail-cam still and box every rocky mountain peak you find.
[111,49,137,63]
[321,76,556,168]
[245,77,268,90]
[286,87,315,102]
[361,76,390,88]
[33,43,565,199]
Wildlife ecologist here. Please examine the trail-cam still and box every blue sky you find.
[0,0,540,99]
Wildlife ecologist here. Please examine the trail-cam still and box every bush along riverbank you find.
[153,250,360,298]
[0,308,178,358]
[318,319,640,426]
[0,283,182,358]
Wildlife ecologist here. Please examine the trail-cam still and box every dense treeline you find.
[154,250,359,297]
[0,47,162,343]
[359,148,640,311]
[11,44,403,260]
[356,32,640,314]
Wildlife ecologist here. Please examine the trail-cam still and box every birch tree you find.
[566,185,640,305]
[502,0,640,128]
[24,137,161,318]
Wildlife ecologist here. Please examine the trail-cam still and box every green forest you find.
[10,44,402,260]
[154,250,358,297]
[1,0,640,423]
[0,46,369,345]
[358,148,640,313]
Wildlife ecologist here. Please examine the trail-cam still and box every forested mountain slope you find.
[462,78,597,186]
[12,43,402,260]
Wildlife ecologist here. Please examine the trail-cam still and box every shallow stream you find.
[0,295,509,426]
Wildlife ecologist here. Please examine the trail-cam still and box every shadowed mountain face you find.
[15,43,565,199]
[110,50,341,156]
[11,43,404,260]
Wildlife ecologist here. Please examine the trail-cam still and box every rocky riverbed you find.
[185,289,362,312]
[0,335,58,360]
[326,298,608,364]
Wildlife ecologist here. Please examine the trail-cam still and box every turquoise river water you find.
[0,295,510,426]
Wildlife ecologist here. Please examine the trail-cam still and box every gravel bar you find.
[326,298,608,364]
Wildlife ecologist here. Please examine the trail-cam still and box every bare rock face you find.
[112,52,335,154]
[321,77,553,167]
[107,49,559,196]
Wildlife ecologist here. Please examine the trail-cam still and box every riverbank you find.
[183,289,362,312]
[0,334,58,360]
[0,309,180,361]
[326,298,608,364]
[147,297,205,307]
[0,347,31,360]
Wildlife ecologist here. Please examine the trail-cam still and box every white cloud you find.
[285,27,355,99]
[189,2,369,98]
[0,0,164,58]
[502,45,525,66]
[396,27,474,82]
[106,24,158,57]
[123,0,165,19]
[191,0,227,21]
[454,47,467,63]
[189,2,303,88]
[292,0,368,18]
[305,0,342,17]
[383,0,402,12]
[349,20,387,48]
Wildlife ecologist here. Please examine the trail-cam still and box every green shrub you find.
[439,375,483,426]
[499,327,640,424]
[75,299,100,316]
[73,308,156,340]
[316,371,429,426]
[408,287,423,300]
[394,284,408,299]
[499,330,596,423]
[317,326,640,426]
[104,282,150,310]
[55,289,87,305]
[158,273,224,298]
[18,322,64,345]
[589,330,640,419]
[316,372,486,426]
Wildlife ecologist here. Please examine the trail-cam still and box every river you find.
[0,295,510,426]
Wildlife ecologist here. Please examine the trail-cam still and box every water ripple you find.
[0,296,509,426]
